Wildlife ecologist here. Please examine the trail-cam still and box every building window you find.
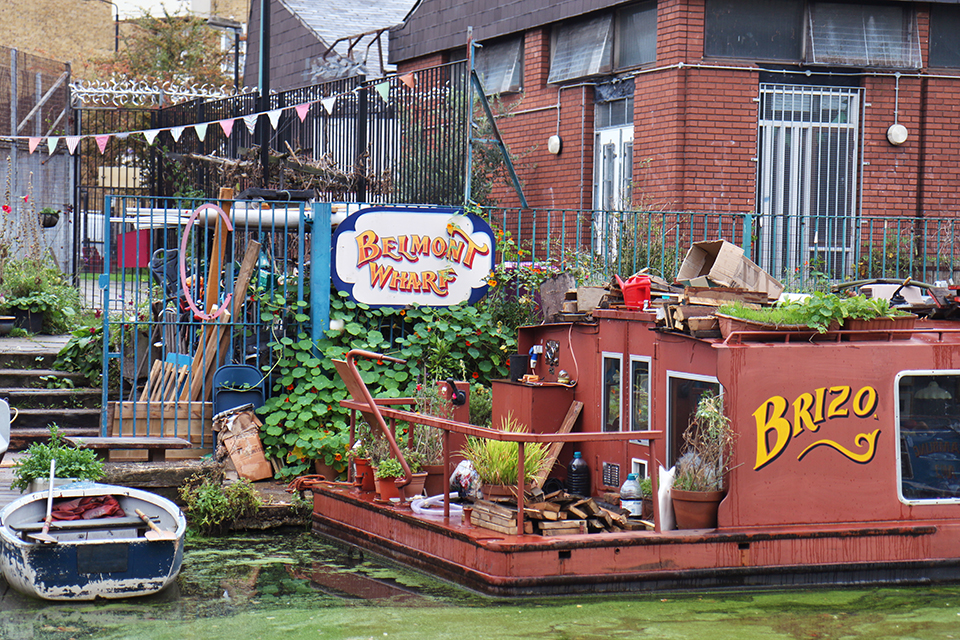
[898,372,960,503]
[476,36,523,95]
[616,1,657,68]
[549,14,613,83]
[705,0,803,60]
[549,3,657,84]
[602,353,623,432]
[929,5,960,69]
[808,3,920,69]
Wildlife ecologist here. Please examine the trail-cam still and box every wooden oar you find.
[135,509,177,541]
[29,460,57,544]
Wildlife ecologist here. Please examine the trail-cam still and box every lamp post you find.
[206,16,243,94]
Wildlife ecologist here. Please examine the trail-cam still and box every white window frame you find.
[896,369,960,506]
[665,371,721,467]
[602,352,624,433]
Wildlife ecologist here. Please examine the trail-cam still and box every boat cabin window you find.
[667,373,721,466]
[898,373,960,502]
[630,356,650,432]
[603,353,623,432]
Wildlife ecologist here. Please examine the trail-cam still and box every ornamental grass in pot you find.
[671,391,736,529]
[460,413,548,499]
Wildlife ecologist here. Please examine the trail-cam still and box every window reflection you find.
[603,356,622,432]
[899,375,960,501]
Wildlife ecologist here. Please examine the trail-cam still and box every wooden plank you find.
[673,305,718,321]
[189,311,230,401]
[474,499,517,519]
[687,316,719,332]
[683,286,768,307]
[531,400,583,488]
[108,401,213,446]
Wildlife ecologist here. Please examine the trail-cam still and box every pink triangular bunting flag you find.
[268,109,282,129]
[95,135,111,154]
[219,118,234,138]
[65,136,81,154]
[294,103,310,122]
[47,137,59,154]
[321,97,337,114]
[170,126,185,142]
[243,114,258,135]
[374,81,390,104]
[194,123,208,141]
[143,129,159,145]
[400,73,416,89]
[28,138,40,154]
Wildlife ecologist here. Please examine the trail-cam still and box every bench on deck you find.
[12,516,148,533]
[65,436,193,462]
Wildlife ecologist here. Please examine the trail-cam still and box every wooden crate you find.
[107,401,214,448]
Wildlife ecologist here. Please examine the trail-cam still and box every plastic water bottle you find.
[620,473,642,517]
[566,452,590,496]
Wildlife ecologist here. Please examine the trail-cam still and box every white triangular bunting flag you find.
[195,123,208,141]
[143,129,159,146]
[242,114,258,134]
[294,103,310,122]
[268,109,282,129]
[28,138,40,154]
[65,136,81,154]
[219,118,234,138]
[374,81,390,103]
[321,97,337,114]
[95,135,111,154]
[47,137,59,154]
[171,126,185,142]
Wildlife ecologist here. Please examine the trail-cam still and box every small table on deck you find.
[65,436,193,462]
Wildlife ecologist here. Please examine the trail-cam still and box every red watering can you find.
[615,274,651,311]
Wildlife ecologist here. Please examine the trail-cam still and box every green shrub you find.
[178,474,261,535]
[11,424,105,492]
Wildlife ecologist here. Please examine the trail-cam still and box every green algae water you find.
[4,532,960,640]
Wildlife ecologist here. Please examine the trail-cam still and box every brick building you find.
[1,0,115,77]
[389,0,960,280]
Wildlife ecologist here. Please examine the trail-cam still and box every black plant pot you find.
[11,308,43,334]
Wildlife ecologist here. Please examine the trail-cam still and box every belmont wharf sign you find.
[332,206,496,307]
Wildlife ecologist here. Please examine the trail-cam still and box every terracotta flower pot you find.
[671,488,725,529]
[354,457,376,492]
[401,472,428,500]
[423,464,446,497]
[376,476,401,502]
[481,483,532,500]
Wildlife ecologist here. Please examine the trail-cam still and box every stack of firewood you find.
[656,287,770,337]
[469,488,649,536]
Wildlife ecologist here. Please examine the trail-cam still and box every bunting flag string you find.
[0,74,415,150]
[267,109,283,129]
[95,135,111,154]
[294,103,310,122]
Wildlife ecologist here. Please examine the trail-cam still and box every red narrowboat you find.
[310,308,960,596]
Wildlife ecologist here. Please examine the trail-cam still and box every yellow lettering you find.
[853,386,878,418]
[368,262,393,289]
[381,236,401,261]
[448,226,491,268]
[792,392,817,435]
[813,387,826,423]
[828,386,851,419]
[387,269,402,291]
[754,396,792,470]
[431,237,448,257]
[422,271,440,295]
[356,230,381,268]
[411,235,431,256]
[446,240,465,263]
[396,236,418,262]
[408,271,422,293]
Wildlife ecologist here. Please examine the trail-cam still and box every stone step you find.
[10,406,101,433]
[8,425,102,451]
[0,352,59,370]
[0,387,102,409]
[0,368,87,389]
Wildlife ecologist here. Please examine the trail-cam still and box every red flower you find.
[89,327,96,334]
[287,384,294,391]
[472,372,480,379]
[465,340,471,347]
[416,384,422,391]
[1,205,9,214]
[334,453,342,461]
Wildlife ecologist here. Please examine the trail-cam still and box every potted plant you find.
[39,206,60,228]
[11,424,105,493]
[639,476,654,520]
[0,256,79,334]
[374,457,406,502]
[460,413,549,499]
[671,391,736,529]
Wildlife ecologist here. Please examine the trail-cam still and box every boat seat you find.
[12,516,147,533]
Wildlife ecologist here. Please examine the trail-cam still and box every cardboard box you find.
[214,407,273,481]
[676,240,783,299]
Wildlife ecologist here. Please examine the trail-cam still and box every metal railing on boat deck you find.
[336,350,665,535]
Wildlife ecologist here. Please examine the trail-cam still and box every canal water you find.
[3,531,960,639]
